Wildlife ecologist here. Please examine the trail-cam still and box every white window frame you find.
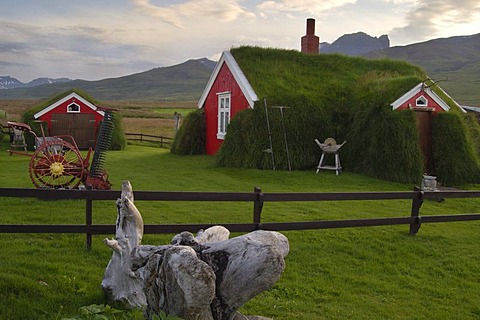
[217,92,231,139]
[67,103,81,113]
[416,95,428,107]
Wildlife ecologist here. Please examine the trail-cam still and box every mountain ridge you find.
[0,76,71,89]
[320,32,390,55]
[0,58,216,101]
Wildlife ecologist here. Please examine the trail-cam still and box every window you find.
[67,103,80,113]
[416,96,427,107]
[217,93,231,139]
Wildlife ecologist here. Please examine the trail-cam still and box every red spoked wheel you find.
[29,139,86,189]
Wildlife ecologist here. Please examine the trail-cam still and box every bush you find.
[432,112,480,186]
[170,109,206,155]
[342,106,424,183]
[109,111,126,150]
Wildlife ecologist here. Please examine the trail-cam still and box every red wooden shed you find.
[197,51,258,155]
[33,92,105,149]
[391,82,465,172]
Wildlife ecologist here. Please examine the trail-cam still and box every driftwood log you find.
[102,181,289,320]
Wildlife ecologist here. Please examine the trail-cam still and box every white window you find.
[416,96,427,107]
[217,92,231,139]
[67,103,80,113]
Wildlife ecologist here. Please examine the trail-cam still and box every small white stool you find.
[315,138,346,175]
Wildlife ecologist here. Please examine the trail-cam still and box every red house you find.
[391,82,465,172]
[197,51,258,155]
[33,92,105,149]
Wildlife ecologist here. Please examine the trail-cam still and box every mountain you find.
[26,77,71,87]
[362,34,480,105]
[320,32,390,55]
[0,76,71,89]
[0,76,24,89]
[0,58,216,101]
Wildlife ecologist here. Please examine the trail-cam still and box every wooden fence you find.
[1,187,480,250]
[125,133,173,148]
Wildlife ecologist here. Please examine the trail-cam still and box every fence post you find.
[409,186,423,235]
[85,189,93,250]
[160,136,164,148]
[140,133,143,143]
[253,187,264,229]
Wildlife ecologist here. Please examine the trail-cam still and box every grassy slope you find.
[1,139,480,319]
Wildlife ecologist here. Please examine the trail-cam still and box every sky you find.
[1,0,480,83]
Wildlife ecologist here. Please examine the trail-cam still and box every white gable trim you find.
[391,82,465,113]
[197,51,258,109]
[34,92,105,119]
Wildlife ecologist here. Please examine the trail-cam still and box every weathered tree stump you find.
[102,181,289,319]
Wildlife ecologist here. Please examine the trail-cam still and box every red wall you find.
[38,97,104,134]
[204,63,251,155]
[395,91,445,113]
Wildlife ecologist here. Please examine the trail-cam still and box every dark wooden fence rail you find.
[1,187,480,250]
[125,133,173,148]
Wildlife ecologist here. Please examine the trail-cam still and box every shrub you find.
[170,109,206,155]
[109,111,126,150]
[432,112,480,186]
[342,106,424,183]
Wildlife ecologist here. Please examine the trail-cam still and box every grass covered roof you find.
[230,46,426,109]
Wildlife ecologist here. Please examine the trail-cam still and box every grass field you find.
[1,130,480,319]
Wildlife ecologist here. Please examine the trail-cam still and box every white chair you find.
[315,138,346,175]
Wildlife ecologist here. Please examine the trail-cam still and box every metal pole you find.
[274,106,291,171]
[263,98,276,170]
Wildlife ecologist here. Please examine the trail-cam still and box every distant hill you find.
[362,34,480,105]
[0,58,216,101]
[0,76,71,89]
[320,32,390,55]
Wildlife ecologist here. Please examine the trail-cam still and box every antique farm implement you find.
[7,110,115,189]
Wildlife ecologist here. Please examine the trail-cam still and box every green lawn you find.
[0,137,479,319]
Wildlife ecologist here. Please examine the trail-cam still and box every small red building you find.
[391,82,465,172]
[197,51,258,155]
[390,82,464,113]
[33,92,105,149]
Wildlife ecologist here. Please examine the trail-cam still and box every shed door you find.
[50,114,96,149]
[415,110,434,174]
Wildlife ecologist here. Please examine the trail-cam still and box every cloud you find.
[257,0,356,17]
[390,0,480,42]
[131,0,256,28]
[0,20,153,81]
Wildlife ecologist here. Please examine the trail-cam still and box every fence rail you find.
[1,187,480,250]
[125,133,173,148]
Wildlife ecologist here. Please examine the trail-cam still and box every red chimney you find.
[301,18,319,54]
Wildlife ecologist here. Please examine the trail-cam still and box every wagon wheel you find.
[29,139,86,189]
